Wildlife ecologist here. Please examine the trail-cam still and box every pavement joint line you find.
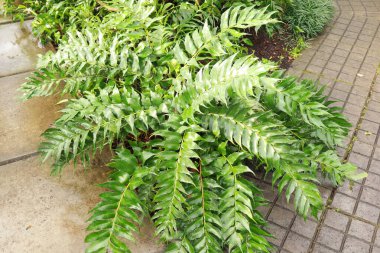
[342,57,380,160]
[307,3,380,251]
[307,4,356,251]
[278,212,297,250]
[326,206,380,228]
[370,210,380,252]
[269,216,376,253]
[320,222,379,250]
[251,174,280,221]
[0,16,33,26]
[0,152,39,167]
[326,14,369,100]
[0,69,34,79]
[339,65,380,253]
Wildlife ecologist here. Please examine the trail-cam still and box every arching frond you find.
[153,129,201,240]
[86,150,146,253]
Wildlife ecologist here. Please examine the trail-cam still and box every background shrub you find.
[286,0,334,39]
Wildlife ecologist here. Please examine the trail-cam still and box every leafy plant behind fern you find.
[14,0,365,252]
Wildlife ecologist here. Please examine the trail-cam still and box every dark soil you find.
[247,29,295,69]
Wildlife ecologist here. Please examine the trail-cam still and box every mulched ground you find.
[247,29,296,69]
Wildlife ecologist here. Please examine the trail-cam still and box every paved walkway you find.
[265,0,380,252]
[1,0,380,253]
[0,7,161,253]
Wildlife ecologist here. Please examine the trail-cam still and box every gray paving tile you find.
[290,216,318,239]
[355,201,380,224]
[0,21,51,77]
[0,72,61,162]
[336,181,361,198]
[282,232,310,253]
[268,206,295,228]
[375,230,380,247]
[364,172,380,191]
[347,152,370,170]
[348,220,375,242]
[0,157,163,253]
[357,130,377,145]
[324,210,350,232]
[313,244,337,253]
[352,141,374,157]
[331,193,357,213]
[342,236,371,253]
[369,159,380,175]
[360,187,380,207]
[361,120,380,134]
[316,226,345,250]
[267,222,287,247]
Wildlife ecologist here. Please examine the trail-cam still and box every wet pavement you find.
[0,10,162,253]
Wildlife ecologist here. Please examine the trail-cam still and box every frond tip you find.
[85,150,145,253]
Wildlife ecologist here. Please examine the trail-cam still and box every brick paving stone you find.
[372,92,380,103]
[290,216,318,239]
[351,85,370,97]
[268,206,295,228]
[348,220,375,242]
[276,193,295,211]
[375,230,380,247]
[369,159,380,175]
[313,244,337,253]
[319,186,333,203]
[368,100,380,113]
[320,45,336,55]
[360,187,380,207]
[267,222,287,247]
[317,226,345,250]
[347,152,370,169]
[335,81,353,92]
[352,141,374,156]
[373,147,380,160]
[342,236,371,253]
[357,130,377,145]
[332,193,357,214]
[364,110,380,124]
[324,210,350,232]
[355,201,380,224]
[364,172,380,190]
[283,232,310,253]
[361,120,380,133]
[257,204,271,218]
[331,89,350,101]
[347,94,367,107]
[345,113,360,128]
[306,64,324,74]
[336,181,361,198]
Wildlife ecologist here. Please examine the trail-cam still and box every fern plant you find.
[15,0,365,252]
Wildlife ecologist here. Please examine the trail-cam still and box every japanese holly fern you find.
[18,0,364,252]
